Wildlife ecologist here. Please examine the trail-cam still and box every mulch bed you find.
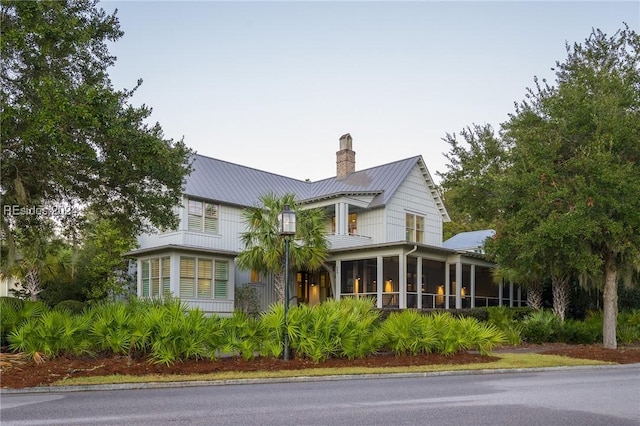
[1,344,639,389]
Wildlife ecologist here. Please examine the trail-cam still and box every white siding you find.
[138,204,246,253]
[385,165,443,246]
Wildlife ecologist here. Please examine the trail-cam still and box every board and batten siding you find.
[384,165,443,246]
[138,203,248,253]
[353,207,386,244]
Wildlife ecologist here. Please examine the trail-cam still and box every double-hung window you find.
[405,213,425,243]
[187,199,218,233]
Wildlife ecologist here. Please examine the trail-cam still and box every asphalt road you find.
[1,366,639,425]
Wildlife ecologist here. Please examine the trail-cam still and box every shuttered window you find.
[180,257,196,298]
[187,199,218,234]
[215,261,229,299]
[150,258,160,297]
[179,257,229,300]
[197,259,212,298]
[142,257,171,298]
[161,257,171,297]
[141,260,150,297]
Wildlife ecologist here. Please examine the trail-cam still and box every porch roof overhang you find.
[124,244,238,258]
[327,241,496,267]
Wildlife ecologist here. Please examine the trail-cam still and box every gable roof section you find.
[184,154,450,220]
[184,155,308,207]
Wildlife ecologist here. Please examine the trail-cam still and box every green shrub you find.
[381,309,437,355]
[235,284,262,318]
[617,310,640,344]
[556,319,599,344]
[454,308,489,322]
[521,310,561,344]
[8,309,92,360]
[282,298,382,362]
[54,300,87,315]
[0,297,48,347]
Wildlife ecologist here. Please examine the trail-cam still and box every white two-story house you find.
[128,134,522,315]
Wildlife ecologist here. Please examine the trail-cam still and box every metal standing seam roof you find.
[442,229,496,250]
[184,154,448,218]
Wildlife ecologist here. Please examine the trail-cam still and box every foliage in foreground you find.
[2,298,639,365]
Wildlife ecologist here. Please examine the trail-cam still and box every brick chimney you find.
[336,133,355,179]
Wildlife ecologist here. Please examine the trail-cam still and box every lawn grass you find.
[53,353,612,387]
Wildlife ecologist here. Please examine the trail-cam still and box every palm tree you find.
[237,193,329,303]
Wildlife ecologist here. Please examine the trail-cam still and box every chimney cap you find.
[339,133,352,140]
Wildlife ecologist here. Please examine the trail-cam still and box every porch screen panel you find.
[214,261,229,299]
[141,260,150,297]
[197,259,212,298]
[180,257,196,298]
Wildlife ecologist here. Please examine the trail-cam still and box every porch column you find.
[455,262,462,309]
[470,265,476,309]
[417,257,423,309]
[336,202,349,235]
[376,256,383,309]
[498,279,503,306]
[335,260,341,300]
[509,281,514,307]
[444,263,450,309]
[399,252,406,309]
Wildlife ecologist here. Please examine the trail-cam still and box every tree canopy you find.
[1,0,192,261]
[440,24,640,347]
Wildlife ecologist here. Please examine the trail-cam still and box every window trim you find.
[179,256,229,300]
[405,213,425,243]
[187,198,219,234]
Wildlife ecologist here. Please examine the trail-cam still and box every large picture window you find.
[187,199,218,233]
[141,257,171,298]
[406,213,424,243]
[180,257,229,299]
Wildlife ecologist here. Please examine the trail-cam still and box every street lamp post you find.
[278,204,296,361]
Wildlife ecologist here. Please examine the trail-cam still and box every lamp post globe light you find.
[278,204,296,361]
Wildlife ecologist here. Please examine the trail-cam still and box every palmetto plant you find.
[221,311,267,361]
[381,309,438,355]
[0,297,47,347]
[8,309,92,361]
[89,301,134,355]
[143,299,211,365]
[454,316,506,355]
[237,193,329,303]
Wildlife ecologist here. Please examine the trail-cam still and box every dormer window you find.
[188,199,218,233]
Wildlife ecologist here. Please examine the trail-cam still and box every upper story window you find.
[348,213,357,235]
[331,212,358,235]
[187,199,218,233]
[406,213,424,243]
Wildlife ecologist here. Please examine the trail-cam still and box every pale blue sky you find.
[102,1,639,183]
